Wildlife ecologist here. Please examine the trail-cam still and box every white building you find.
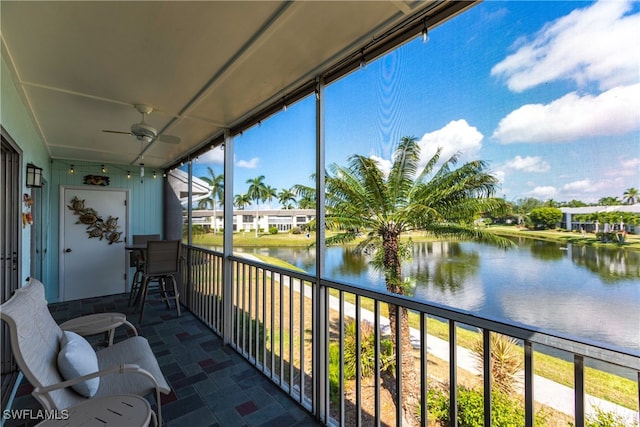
[560,205,640,234]
[190,208,315,233]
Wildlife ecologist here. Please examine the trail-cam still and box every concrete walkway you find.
[331,294,638,424]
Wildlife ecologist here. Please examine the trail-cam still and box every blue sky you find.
[195,1,640,207]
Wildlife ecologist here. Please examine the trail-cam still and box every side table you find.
[60,312,137,347]
[36,394,155,427]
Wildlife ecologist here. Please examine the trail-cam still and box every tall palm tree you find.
[265,185,278,207]
[234,193,251,210]
[198,167,224,234]
[246,175,269,236]
[623,187,638,205]
[325,136,512,425]
[277,188,297,209]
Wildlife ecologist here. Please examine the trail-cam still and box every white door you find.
[61,187,128,301]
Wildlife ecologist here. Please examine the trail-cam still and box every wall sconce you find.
[26,163,43,188]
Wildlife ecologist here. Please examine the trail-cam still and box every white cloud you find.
[563,179,598,193]
[491,0,640,92]
[529,186,557,199]
[619,157,640,170]
[236,157,259,169]
[417,119,484,169]
[492,84,640,143]
[369,155,392,178]
[197,147,224,164]
[505,155,550,173]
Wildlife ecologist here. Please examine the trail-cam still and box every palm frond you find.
[388,136,419,207]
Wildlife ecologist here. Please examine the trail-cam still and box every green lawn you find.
[488,225,640,252]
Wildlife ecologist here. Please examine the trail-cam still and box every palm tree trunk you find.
[383,229,420,426]
[255,205,259,237]
[213,205,217,234]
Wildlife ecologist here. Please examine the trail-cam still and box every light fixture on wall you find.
[26,163,43,187]
[153,170,157,179]
[69,164,75,174]
[359,49,366,69]
[101,164,107,173]
[127,171,131,179]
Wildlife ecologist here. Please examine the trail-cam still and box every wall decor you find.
[83,175,110,186]
[67,196,122,244]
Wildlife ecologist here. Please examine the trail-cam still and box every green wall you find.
[1,57,50,287]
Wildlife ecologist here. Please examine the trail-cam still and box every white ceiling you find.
[1,1,476,169]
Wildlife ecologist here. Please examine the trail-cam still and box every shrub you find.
[269,226,278,234]
[426,386,548,427]
[328,320,395,407]
[528,207,562,229]
[291,226,302,234]
[343,320,394,379]
[579,407,639,427]
[471,333,523,394]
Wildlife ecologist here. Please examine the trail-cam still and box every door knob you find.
[65,248,72,253]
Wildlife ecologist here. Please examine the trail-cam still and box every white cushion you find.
[57,331,100,397]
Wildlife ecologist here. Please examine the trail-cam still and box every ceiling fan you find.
[102,104,181,144]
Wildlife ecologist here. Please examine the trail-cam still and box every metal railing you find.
[180,244,640,427]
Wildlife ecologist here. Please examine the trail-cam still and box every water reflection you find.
[223,237,639,351]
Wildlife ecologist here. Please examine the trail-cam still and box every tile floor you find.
[4,292,321,427]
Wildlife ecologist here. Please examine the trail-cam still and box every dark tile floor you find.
[4,292,321,427]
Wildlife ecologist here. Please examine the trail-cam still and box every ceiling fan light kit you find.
[102,103,181,146]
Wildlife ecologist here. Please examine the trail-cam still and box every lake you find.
[233,237,640,353]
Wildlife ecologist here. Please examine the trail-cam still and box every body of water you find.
[234,237,640,353]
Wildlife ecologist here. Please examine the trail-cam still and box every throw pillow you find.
[57,331,100,397]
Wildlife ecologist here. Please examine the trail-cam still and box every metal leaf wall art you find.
[67,196,122,244]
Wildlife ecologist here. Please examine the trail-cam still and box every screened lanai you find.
[2,1,639,426]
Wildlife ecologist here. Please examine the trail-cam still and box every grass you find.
[488,225,640,252]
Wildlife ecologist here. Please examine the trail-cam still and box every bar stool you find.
[128,234,160,306]
[136,240,181,323]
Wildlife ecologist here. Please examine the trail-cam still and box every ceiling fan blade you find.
[158,134,181,144]
[102,129,131,135]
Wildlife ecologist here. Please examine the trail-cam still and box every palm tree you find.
[234,193,251,210]
[325,136,513,425]
[198,167,224,233]
[292,183,316,209]
[623,187,638,205]
[277,188,297,209]
[265,185,278,207]
[598,196,621,206]
[246,175,269,236]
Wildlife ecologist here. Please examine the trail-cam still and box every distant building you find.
[560,205,640,234]
[190,208,315,232]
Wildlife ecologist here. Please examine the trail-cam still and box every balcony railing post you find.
[525,341,534,427]
[574,354,585,427]
[222,129,234,345]
[449,320,458,427]
[483,329,491,427]
[313,77,327,422]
